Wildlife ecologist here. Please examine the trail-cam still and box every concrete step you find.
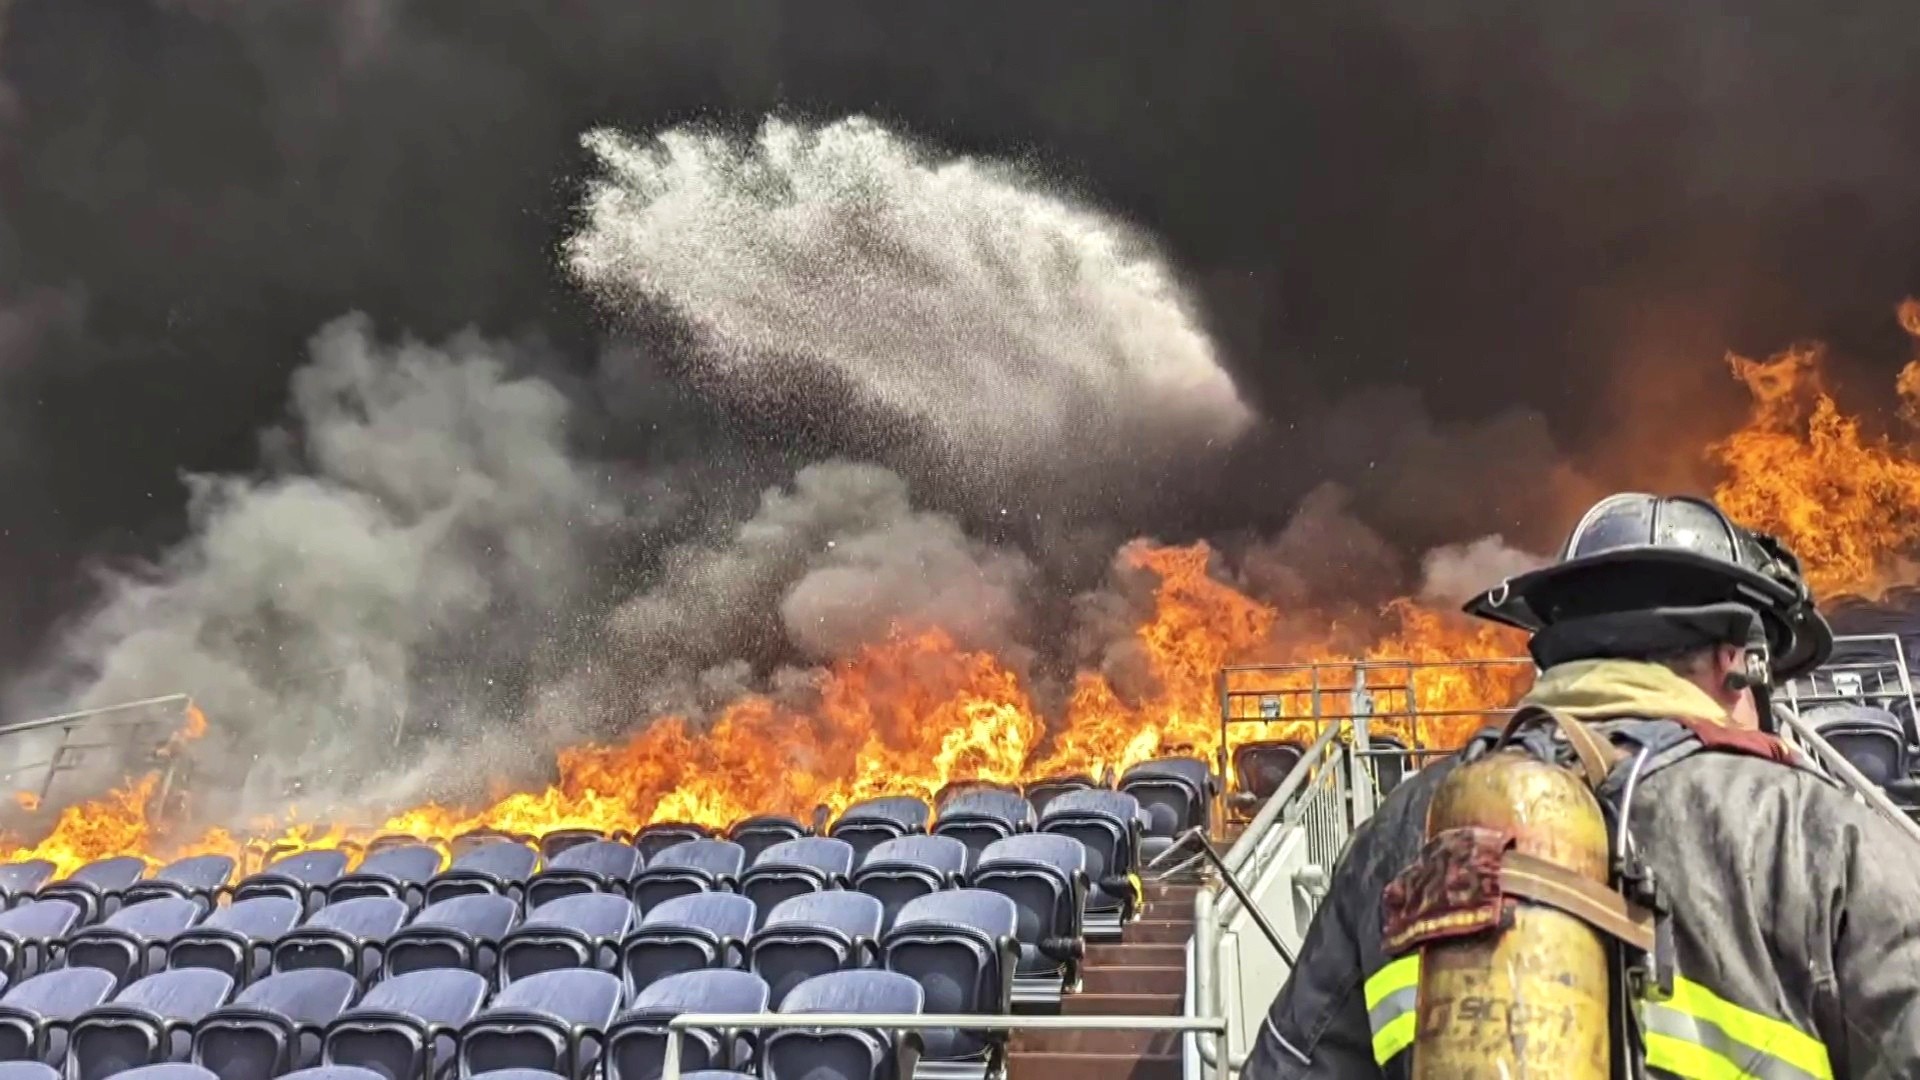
[1008,1052,1181,1080]
[1084,965,1185,995]
[1010,1029,1185,1055]
[1140,882,1202,903]
[1087,942,1184,967]
[1061,992,1183,1016]
[1123,919,1195,944]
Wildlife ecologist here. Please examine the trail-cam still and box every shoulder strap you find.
[1493,703,1624,788]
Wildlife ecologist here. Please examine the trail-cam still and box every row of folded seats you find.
[1229,736,1407,806]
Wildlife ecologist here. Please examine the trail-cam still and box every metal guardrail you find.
[0,694,195,804]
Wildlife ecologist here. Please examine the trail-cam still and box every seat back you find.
[457,968,622,1076]
[0,862,54,911]
[40,856,147,923]
[632,824,713,863]
[384,893,519,978]
[191,968,359,1080]
[1039,789,1141,914]
[606,969,769,1080]
[68,968,234,1080]
[629,840,745,914]
[749,892,884,1008]
[422,842,540,907]
[524,840,641,909]
[1232,741,1305,802]
[973,834,1086,976]
[933,791,1033,866]
[123,855,235,909]
[500,892,637,986]
[738,838,854,923]
[235,851,351,916]
[0,967,118,1063]
[851,836,967,933]
[67,896,206,987]
[726,817,808,865]
[621,893,756,996]
[1814,705,1911,786]
[271,897,409,984]
[764,970,923,1080]
[166,895,302,984]
[1022,775,1096,818]
[1119,756,1214,839]
[321,968,487,1080]
[0,899,80,984]
[828,797,929,862]
[880,889,1016,1061]
[536,829,606,860]
[324,844,443,912]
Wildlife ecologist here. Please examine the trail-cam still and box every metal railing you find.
[0,694,197,808]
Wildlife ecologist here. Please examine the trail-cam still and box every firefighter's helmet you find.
[1464,493,1833,680]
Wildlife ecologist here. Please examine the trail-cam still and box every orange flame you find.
[11,792,38,813]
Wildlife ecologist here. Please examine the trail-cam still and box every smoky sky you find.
[4,0,1920,685]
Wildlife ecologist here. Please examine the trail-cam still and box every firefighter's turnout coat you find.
[1244,659,1920,1080]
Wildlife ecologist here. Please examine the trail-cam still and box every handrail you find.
[1777,703,1920,846]
[0,693,191,737]
[659,1012,1229,1080]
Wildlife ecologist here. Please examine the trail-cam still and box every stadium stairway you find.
[1007,877,1200,1080]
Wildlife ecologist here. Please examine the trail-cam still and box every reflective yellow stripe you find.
[1643,977,1833,1080]
[1365,954,1421,1064]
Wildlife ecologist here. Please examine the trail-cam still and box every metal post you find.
[1349,667,1375,826]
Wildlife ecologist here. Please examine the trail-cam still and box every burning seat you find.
[632,823,714,864]
[319,968,488,1079]
[762,970,923,1080]
[324,844,443,913]
[122,855,235,910]
[233,852,352,917]
[620,893,756,997]
[879,890,1017,1070]
[1022,775,1099,818]
[0,864,52,913]
[737,838,855,923]
[39,856,147,924]
[536,829,606,861]
[628,841,745,914]
[190,968,359,1080]
[383,894,520,979]
[65,967,234,1079]
[270,897,410,986]
[1039,789,1143,937]
[0,967,117,1066]
[499,893,635,986]
[1119,756,1216,863]
[828,798,930,863]
[851,837,968,934]
[524,840,643,910]
[932,790,1035,868]
[422,841,541,907]
[0,900,80,987]
[969,834,1088,1003]
[1230,741,1306,805]
[456,968,621,1076]
[726,816,810,865]
[165,896,303,985]
[748,892,884,1008]
[604,969,770,1080]
[65,896,208,988]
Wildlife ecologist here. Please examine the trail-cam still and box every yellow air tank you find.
[1411,750,1614,1078]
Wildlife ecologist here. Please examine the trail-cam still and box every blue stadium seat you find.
[467,1071,565,1080]
[1039,789,1143,936]
[726,816,809,866]
[605,969,770,1080]
[851,837,967,934]
[749,892,884,1008]
[383,894,519,979]
[457,968,622,1076]
[0,1061,56,1079]
[971,834,1088,1002]
[500,893,635,986]
[536,829,606,861]
[1119,756,1216,862]
[65,897,208,988]
[0,863,53,912]
[628,841,745,914]
[763,970,924,1080]
[933,790,1034,867]
[234,852,352,917]
[324,844,443,913]
[423,842,541,907]
[620,893,756,997]
[92,1066,217,1080]
[278,1067,388,1080]
[738,838,855,923]
[191,968,359,1080]
[631,824,713,864]
[879,890,1017,1067]
[1811,704,1910,787]
[828,798,930,862]
[270,897,410,986]
[123,855,235,910]
[524,841,642,910]
[66,967,234,1079]
[320,968,488,1079]
[0,899,79,986]
[40,856,147,924]
[1022,775,1097,819]
[0,967,117,1066]
[165,896,302,985]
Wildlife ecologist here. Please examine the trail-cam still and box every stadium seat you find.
[970,834,1088,1002]
[234,852,352,917]
[278,1068,388,1080]
[1039,789,1144,936]
[165,896,303,985]
[605,969,770,1080]
[828,798,930,862]
[383,894,519,979]
[65,897,208,988]
[66,967,234,1079]
[748,892,884,1008]
[1811,704,1910,787]
[0,1062,56,1079]
[39,856,147,924]
[191,968,359,1080]
[0,900,79,986]
[0,863,52,912]
[97,1066,218,1080]
[270,897,410,986]
[422,841,541,907]
[851,836,968,934]
[1231,741,1306,803]
[726,816,809,865]
[620,893,756,997]
[457,968,622,1076]
[763,970,923,1080]
[324,844,443,913]
[932,790,1034,867]
[628,841,746,914]
[0,967,117,1066]
[1119,757,1216,863]
[1022,775,1098,818]
[536,829,605,861]
[500,893,636,986]
[632,824,714,864]
[737,838,855,923]
[1369,735,1409,798]
[467,1072,566,1080]
[524,840,643,910]
[879,889,1017,1068]
[319,968,488,1079]
[122,855,235,910]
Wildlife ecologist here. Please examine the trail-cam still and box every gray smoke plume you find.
[1416,535,1550,607]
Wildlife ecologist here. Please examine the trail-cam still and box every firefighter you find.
[1244,493,1920,1079]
